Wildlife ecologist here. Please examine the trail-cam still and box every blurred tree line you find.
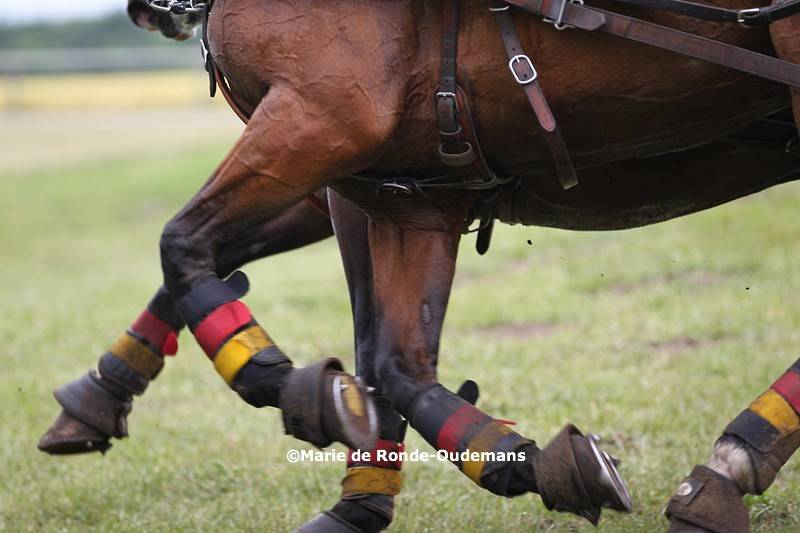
[0,12,195,49]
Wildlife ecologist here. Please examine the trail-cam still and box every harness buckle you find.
[737,7,761,24]
[544,0,584,30]
[508,55,538,85]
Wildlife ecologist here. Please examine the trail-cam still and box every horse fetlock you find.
[280,358,378,451]
[665,465,749,533]
[533,425,632,525]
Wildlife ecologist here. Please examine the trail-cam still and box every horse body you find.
[208,0,797,231]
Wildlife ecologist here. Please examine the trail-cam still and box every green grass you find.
[1,138,800,532]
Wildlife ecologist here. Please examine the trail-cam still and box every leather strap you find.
[491,2,578,189]
[503,0,800,89]
[607,0,800,26]
[437,0,477,168]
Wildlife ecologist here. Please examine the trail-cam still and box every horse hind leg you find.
[666,360,800,533]
[38,191,334,455]
[350,189,631,525]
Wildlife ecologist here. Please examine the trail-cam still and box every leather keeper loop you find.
[194,300,253,357]
[214,325,274,385]
[109,333,165,380]
[341,467,403,498]
[439,142,476,166]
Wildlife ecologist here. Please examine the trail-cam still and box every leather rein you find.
[150,0,800,194]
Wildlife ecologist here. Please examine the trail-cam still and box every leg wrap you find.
[299,404,405,533]
[721,359,800,494]
[409,384,534,494]
[39,307,180,455]
[182,273,377,450]
[665,465,749,533]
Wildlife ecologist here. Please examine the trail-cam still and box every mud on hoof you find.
[533,424,632,525]
[38,370,132,456]
[665,465,749,533]
[280,357,377,451]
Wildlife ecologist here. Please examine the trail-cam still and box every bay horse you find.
[41,0,800,531]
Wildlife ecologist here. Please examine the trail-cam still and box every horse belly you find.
[494,142,800,231]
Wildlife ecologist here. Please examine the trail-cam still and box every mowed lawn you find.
[2,111,800,532]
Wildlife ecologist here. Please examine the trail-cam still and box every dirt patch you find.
[472,321,558,340]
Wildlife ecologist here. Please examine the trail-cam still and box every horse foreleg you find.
[157,84,402,451]
[353,191,631,526]
[666,360,800,533]
[298,192,406,533]
[38,190,333,455]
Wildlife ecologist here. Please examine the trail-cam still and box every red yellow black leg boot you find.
[297,401,404,532]
[666,359,800,533]
[180,272,377,450]
[409,385,632,525]
[38,301,180,455]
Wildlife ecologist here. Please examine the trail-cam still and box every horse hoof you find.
[281,358,378,451]
[664,465,749,533]
[38,410,112,455]
[533,424,632,525]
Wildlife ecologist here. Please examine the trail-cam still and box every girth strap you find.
[491,1,578,189]
[503,0,800,89]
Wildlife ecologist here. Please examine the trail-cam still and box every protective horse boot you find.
[533,424,633,525]
[408,384,631,524]
[38,307,180,454]
[296,400,405,533]
[665,359,800,532]
[183,272,377,451]
[665,465,749,533]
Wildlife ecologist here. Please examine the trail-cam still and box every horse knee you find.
[159,218,213,297]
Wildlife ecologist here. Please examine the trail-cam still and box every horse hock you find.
[178,272,377,451]
[38,298,181,454]
[409,384,632,524]
[666,359,800,532]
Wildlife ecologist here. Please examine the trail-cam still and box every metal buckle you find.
[508,55,537,85]
[737,7,760,23]
[544,0,583,30]
[436,91,461,113]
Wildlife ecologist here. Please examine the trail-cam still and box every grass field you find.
[2,104,800,532]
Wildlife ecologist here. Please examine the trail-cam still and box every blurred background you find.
[0,1,242,176]
[2,4,800,531]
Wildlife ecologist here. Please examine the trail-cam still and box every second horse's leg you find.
[666,359,800,533]
[38,191,333,454]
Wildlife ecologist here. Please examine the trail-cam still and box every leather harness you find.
[188,0,800,197]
